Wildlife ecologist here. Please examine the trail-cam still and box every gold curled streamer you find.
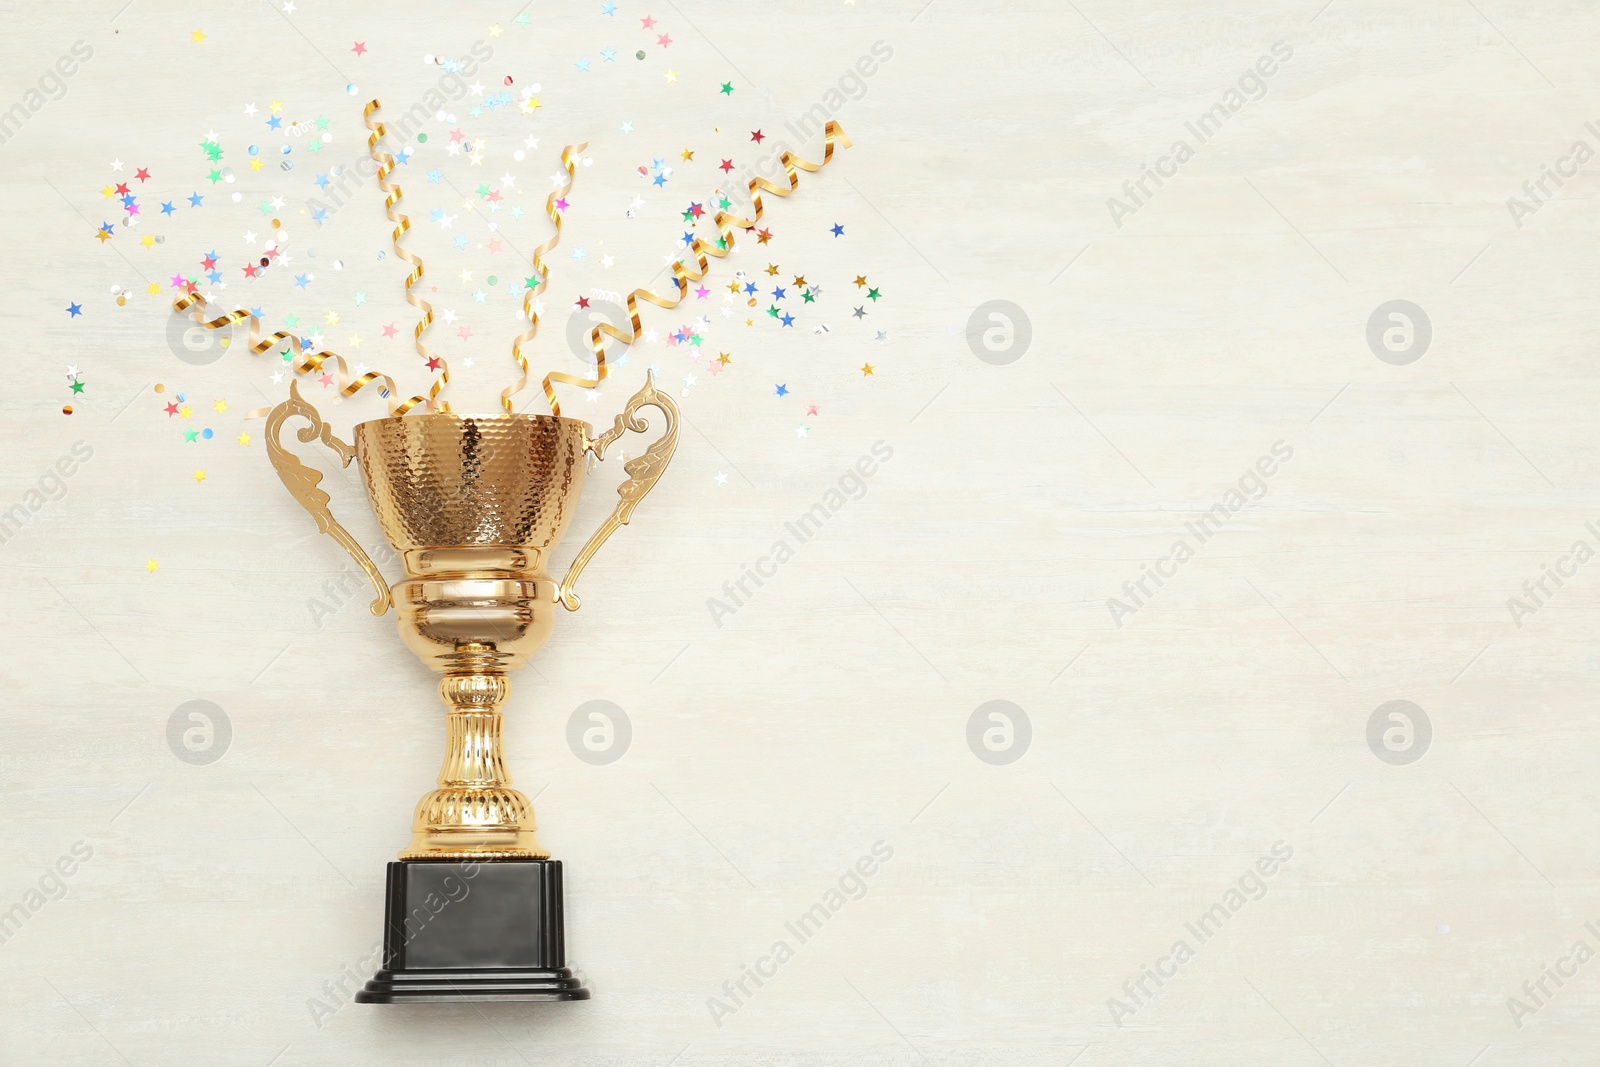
[542,121,852,417]
[500,141,587,414]
[171,290,401,417]
[364,98,447,414]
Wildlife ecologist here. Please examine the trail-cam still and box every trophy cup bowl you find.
[264,373,679,1002]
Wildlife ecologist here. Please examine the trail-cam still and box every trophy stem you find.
[399,668,548,860]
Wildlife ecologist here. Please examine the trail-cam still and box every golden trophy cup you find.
[264,372,678,1002]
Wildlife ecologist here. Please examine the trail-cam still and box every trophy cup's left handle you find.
[265,381,392,616]
[557,371,680,611]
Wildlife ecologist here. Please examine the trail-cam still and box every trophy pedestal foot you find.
[355,859,589,1004]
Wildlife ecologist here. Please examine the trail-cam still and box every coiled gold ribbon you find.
[364,99,446,413]
[500,141,586,414]
[172,291,402,415]
[175,98,446,419]
[541,121,850,416]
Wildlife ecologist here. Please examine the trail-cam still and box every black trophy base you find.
[355,859,589,1004]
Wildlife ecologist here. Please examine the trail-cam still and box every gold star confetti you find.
[192,469,207,483]
[237,432,251,446]
[191,29,206,43]
[145,559,159,573]
[860,362,875,376]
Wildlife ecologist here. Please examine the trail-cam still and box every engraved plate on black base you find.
[355,859,589,1003]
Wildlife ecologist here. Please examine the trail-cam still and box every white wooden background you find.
[3,1,1597,1064]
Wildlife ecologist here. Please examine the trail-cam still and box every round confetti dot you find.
[280,144,291,155]
[346,83,359,95]
[270,219,280,227]
[264,240,276,252]
[230,192,242,202]
[116,295,127,306]
[110,284,122,294]
[636,50,645,60]
[504,76,513,85]
[333,260,343,270]
[321,132,332,144]
[62,405,72,415]
[276,229,288,241]
[416,132,428,143]
[248,144,259,156]
[422,53,435,65]
[487,275,497,285]
[202,428,214,440]
[154,384,165,393]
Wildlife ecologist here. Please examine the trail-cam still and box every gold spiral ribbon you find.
[364,98,446,414]
[172,291,402,415]
[500,141,587,414]
[541,121,851,416]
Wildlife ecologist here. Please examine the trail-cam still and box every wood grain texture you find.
[0,1,1594,1063]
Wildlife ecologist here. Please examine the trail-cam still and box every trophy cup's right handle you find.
[265,381,392,616]
[557,371,680,611]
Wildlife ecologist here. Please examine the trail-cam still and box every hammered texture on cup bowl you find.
[353,413,591,554]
